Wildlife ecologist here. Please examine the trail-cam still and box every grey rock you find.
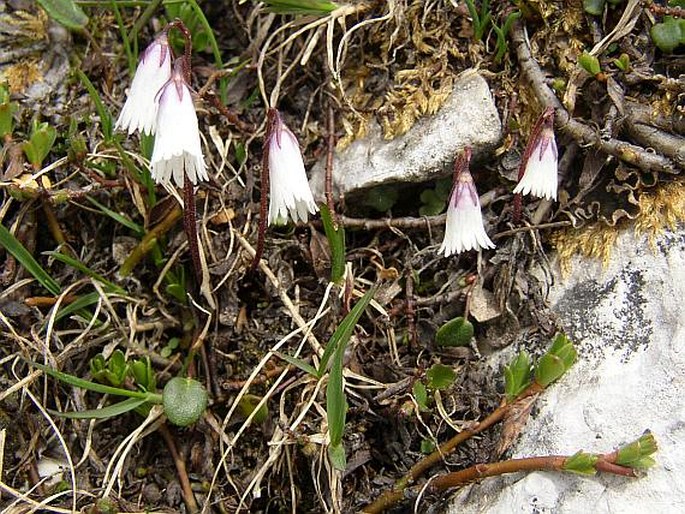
[309,69,501,199]
[445,228,685,514]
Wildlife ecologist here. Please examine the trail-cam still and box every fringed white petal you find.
[115,37,172,136]
[439,187,495,257]
[513,136,558,201]
[267,126,318,225]
[150,75,207,188]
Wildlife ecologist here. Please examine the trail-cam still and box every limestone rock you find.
[445,228,685,514]
[309,70,502,199]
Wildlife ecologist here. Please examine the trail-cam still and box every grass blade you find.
[54,291,102,322]
[45,251,125,294]
[274,351,318,377]
[50,397,146,420]
[76,69,113,142]
[36,0,88,30]
[318,286,376,378]
[85,196,144,236]
[0,223,61,295]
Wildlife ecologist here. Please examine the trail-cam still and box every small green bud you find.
[616,432,658,469]
[535,334,577,387]
[130,357,156,391]
[22,120,57,169]
[504,351,532,400]
[237,394,269,424]
[162,377,208,427]
[436,316,474,347]
[563,450,599,475]
[613,53,631,72]
[578,52,601,76]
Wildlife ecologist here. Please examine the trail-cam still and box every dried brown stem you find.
[158,424,199,513]
[511,22,680,175]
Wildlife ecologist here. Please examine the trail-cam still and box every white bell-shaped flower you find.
[513,108,558,201]
[149,59,207,188]
[439,148,495,256]
[266,108,318,225]
[115,34,172,136]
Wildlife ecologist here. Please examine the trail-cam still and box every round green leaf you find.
[436,316,474,347]
[163,377,208,427]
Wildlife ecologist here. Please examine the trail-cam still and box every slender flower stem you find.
[325,105,338,228]
[167,19,193,83]
[250,110,275,273]
[183,173,202,283]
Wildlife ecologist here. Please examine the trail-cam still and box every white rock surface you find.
[446,228,685,514]
[309,69,501,199]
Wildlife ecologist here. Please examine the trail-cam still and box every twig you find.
[158,424,199,513]
[337,189,501,230]
[491,220,572,240]
[511,22,681,175]
[427,452,637,494]
[362,382,544,513]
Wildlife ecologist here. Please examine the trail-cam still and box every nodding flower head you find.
[115,34,172,136]
[513,108,558,201]
[149,58,207,188]
[439,147,495,257]
[265,108,318,225]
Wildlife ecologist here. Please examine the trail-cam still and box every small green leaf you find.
[578,52,601,76]
[563,450,599,475]
[426,364,456,390]
[261,0,340,15]
[22,120,56,168]
[504,351,532,401]
[613,53,630,72]
[435,316,474,347]
[583,0,606,15]
[238,394,269,424]
[130,357,156,391]
[616,432,658,469]
[163,377,208,427]
[534,333,577,387]
[650,17,684,53]
[36,0,88,30]
[420,439,436,454]
[50,397,147,420]
[412,381,429,411]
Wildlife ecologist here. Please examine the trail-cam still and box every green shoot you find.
[320,204,346,284]
[464,0,492,42]
[36,0,89,30]
[257,0,340,15]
